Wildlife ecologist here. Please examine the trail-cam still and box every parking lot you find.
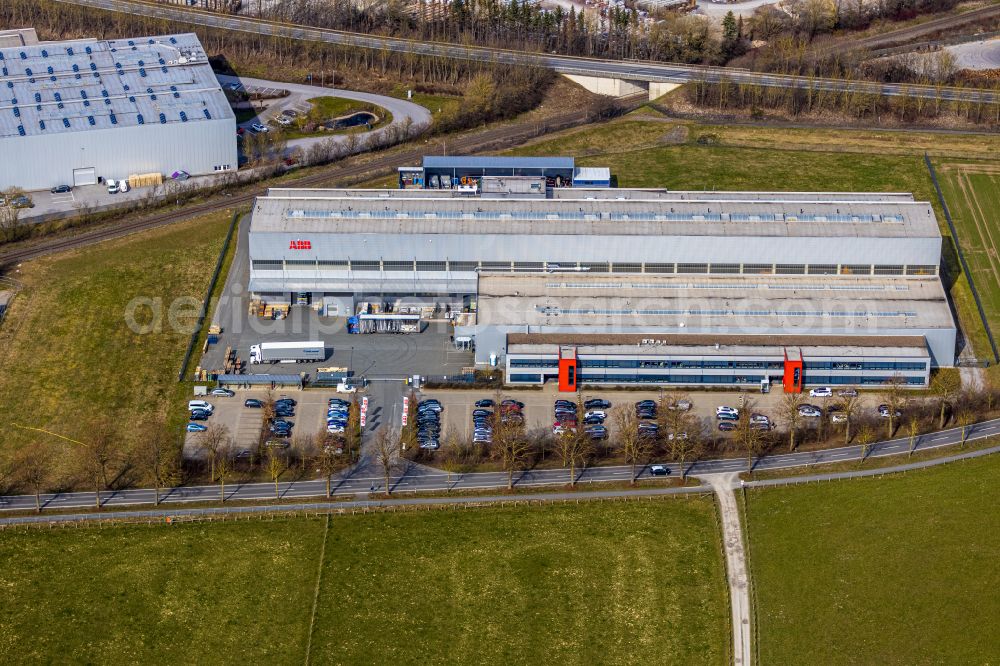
[419,385,863,443]
[182,387,376,458]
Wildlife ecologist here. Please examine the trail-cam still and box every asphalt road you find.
[55,0,1000,105]
[2,416,998,514]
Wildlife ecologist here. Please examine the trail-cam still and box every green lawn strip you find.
[0,211,232,452]
[747,453,1000,664]
[0,518,326,664]
[308,499,729,664]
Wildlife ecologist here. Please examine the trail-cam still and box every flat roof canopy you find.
[216,374,304,387]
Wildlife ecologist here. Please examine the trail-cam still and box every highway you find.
[55,0,1000,105]
[1,416,997,515]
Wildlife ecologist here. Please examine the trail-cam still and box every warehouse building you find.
[246,178,956,389]
[0,30,237,191]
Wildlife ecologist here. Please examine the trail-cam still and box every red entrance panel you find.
[783,348,803,393]
[558,346,578,392]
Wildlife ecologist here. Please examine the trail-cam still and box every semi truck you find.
[249,341,326,364]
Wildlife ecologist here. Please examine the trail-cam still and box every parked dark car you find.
[584,399,611,409]
[475,399,494,408]
[718,421,737,432]
[635,400,656,409]
[650,464,671,476]
[275,397,297,407]
[244,398,263,408]
[189,409,211,421]
[50,184,72,194]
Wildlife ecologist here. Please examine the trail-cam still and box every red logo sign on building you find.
[289,239,312,250]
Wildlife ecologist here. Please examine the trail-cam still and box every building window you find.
[383,261,414,271]
[513,262,544,270]
[509,373,542,383]
[509,358,559,368]
[874,265,905,276]
[252,259,282,269]
[416,261,447,271]
[807,264,838,275]
[644,263,675,273]
[580,262,610,273]
[317,260,348,267]
[743,264,774,274]
[481,261,512,270]
[709,263,741,274]
[351,260,380,271]
[611,263,642,273]
[840,264,871,275]
[677,263,708,274]
[776,264,806,275]
[449,261,479,271]
[285,260,316,267]
[906,265,937,276]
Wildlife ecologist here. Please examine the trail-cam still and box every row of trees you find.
[682,74,1000,126]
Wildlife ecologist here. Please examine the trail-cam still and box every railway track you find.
[0,104,609,267]
[813,3,1000,57]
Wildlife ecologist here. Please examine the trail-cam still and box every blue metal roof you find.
[422,156,574,170]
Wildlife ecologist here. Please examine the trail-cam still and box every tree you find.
[439,431,463,489]
[906,416,920,457]
[733,401,767,473]
[659,399,700,479]
[198,422,231,481]
[555,428,593,486]
[857,424,875,463]
[216,441,235,502]
[778,392,805,452]
[266,446,288,499]
[373,426,401,495]
[137,424,179,506]
[614,405,647,483]
[929,370,961,429]
[957,410,974,447]
[15,443,55,513]
[493,420,531,490]
[315,433,348,498]
[839,394,863,445]
[78,419,120,510]
[879,374,908,438]
[0,186,28,242]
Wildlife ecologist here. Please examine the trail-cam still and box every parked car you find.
[189,409,211,421]
[750,413,770,425]
[582,415,604,425]
[584,410,606,420]
[188,400,214,413]
[635,400,656,409]
[8,194,33,208]
[475,399,494,408]
[717,412,739,421]
[649,464,671,476]
[270,419,293,430]
[245,398,263,408]
[552,423,576,435]
[186,422,208,432]
[276,397,297,407]
[831,413,848,423]
[838,388,859,397]
[718,421,737,432]
[274,407,295,418]
[585,426,608,440]
[798,405,822,418]
[501,399,524,409]
[419,440,440,450]
[210,388,235,397]
[50,184,72,194]
[472,408,492,418]
[878,404,902,418]
[250,122,269,133]
[584,398,611,409]
[809,387,833,398]
[716,406,739,417]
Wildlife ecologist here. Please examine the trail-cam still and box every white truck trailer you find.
[249,341,326,364]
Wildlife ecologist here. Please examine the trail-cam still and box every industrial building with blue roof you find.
[0,29,236,190]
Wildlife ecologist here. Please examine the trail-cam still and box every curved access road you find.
[218,74,432,155]
[53,0,1000,105]
[1,416,997,515]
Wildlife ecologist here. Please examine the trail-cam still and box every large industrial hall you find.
[245,158,956,390]
[0,29,236,190]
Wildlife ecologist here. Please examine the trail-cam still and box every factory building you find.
[246,169,956,390]
[0,30,237,191]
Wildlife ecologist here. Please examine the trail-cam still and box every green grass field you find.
[0,499,729,665]
[935,162,1000,334]
[747,454,1000,664]
[0,210,233,454]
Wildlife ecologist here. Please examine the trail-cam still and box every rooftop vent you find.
[137,113,144,125]
[158,112,166,124]
[62,118,70,128]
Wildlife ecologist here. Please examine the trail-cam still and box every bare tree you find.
[929,370,961,429]
[957,410,974,447]
[879,374,908,438]
[15,443,55,513]
[733,400,767,473]
[373,426,401,494]
[493,421,531,490]
[439,431,462,488]
[554,429,594,486]
[198,423,230,481]
[613,405,647,483]
[906,416,920,457]
[78,419,120,510]
[857,425,875,463]
[216,441,235,502]
[137,424,179,506]
[839,393,863,445]
[315,433,348,498]
[266,446,288,499]
[778,392,804,452]
[0,186,28,242]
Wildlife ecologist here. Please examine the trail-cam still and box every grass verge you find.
[0,210,233,454]
[747,452,1000,664]
[0,499,729,664]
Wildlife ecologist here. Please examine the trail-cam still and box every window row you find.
[509,357,926,371]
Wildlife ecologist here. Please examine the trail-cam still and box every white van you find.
[188,400,214,413]
[107,179,129,194]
